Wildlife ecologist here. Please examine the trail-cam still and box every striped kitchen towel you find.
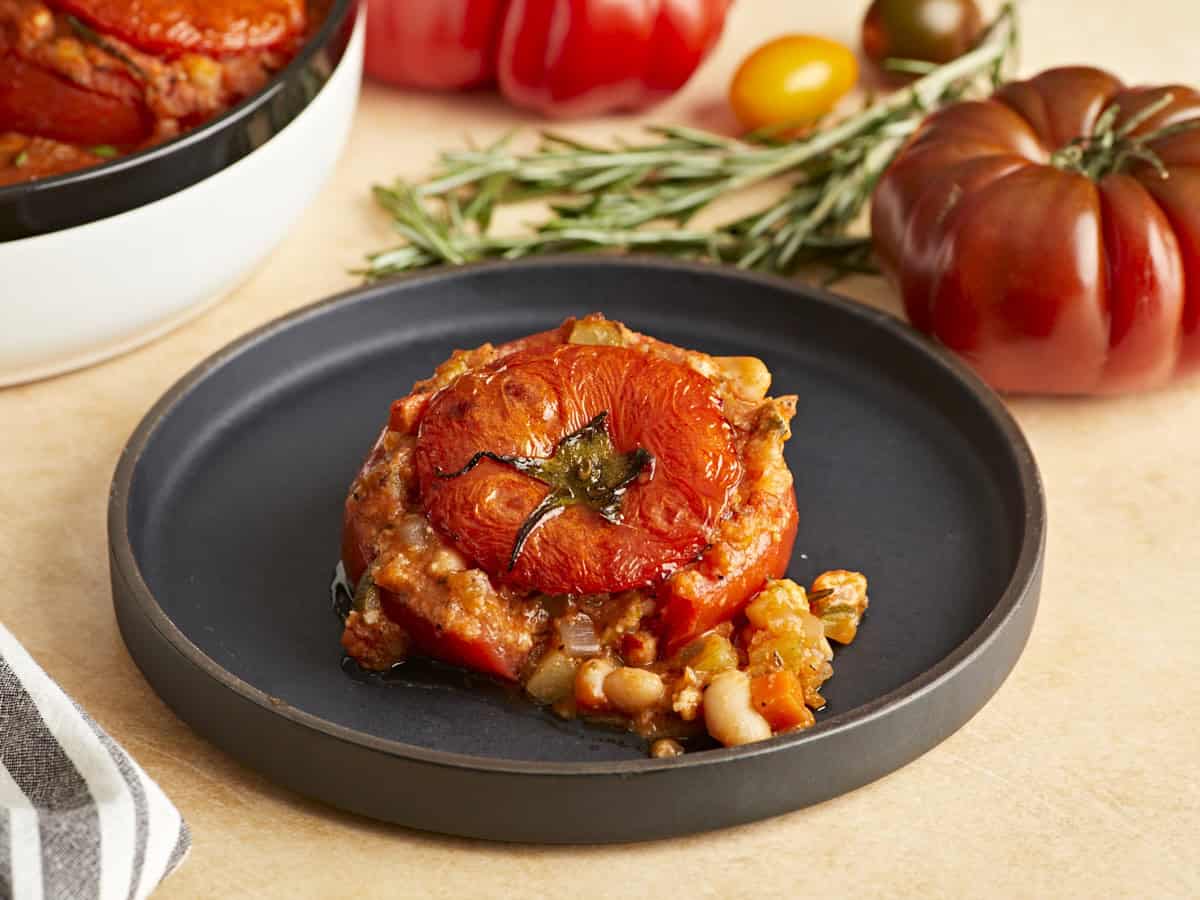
[0,625,190,900]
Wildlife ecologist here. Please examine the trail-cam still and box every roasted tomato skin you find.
[0,52,152,146]
[415,344,742,596]
[50,0,306,54]
[872,66,1200,394]
[378,588,525,680]
[659,486,798,655]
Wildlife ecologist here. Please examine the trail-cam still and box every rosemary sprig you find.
[364,4,1019,282]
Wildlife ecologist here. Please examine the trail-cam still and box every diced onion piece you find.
[568,319,625,346]
[650,738,684,758]
[810,570,869,644]
[353,575,381,614]
[745,579,810,631]
[557,613,601,656]
[526,650,579,704]
[676,632,738,676]
[397,513,431,551]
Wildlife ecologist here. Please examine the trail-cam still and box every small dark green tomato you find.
[862,0,984,73]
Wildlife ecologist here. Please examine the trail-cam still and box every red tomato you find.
[51,0,306,54]
[364,0,731,117]
[658,487,797,654]
[364,0,506,90]
[0,52,152,146]
[415,344,742,596]
[872,66,1200,394]
[378,588,530,680]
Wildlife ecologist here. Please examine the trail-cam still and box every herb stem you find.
[364,5,1018,282]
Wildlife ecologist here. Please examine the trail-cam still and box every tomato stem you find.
[1050,93,1200,180]
[435,411,654,571]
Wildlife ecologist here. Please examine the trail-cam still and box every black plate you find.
[0,0,358,242]
[109,258,1044,843]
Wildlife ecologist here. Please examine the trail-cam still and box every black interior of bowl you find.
[125,261,1026,763]
[0,0,357,242]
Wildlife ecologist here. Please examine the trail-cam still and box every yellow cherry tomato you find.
[729,35,859,133]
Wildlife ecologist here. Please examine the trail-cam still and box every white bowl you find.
[0,4,364,386]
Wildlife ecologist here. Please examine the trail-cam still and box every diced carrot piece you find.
[749,670,814,731]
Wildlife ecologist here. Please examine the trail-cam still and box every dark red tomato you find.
[51,0,306,54]
[0,52,152,146]
[415,344,742,596]
[862,0,982,73]
[872,66,1200,394]
[364,0,730,117]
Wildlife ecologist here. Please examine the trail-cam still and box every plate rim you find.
[108,255,1046,778]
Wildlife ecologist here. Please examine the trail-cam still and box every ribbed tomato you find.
[415,343,742,596]
[873,66,1200,394]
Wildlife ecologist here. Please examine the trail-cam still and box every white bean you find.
[703,670,772,747]
[714,356,771,401]
[603,667,666,715]
[575,658,616,710]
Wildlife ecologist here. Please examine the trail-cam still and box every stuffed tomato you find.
[340,314,870,754]
[0,0,322,185]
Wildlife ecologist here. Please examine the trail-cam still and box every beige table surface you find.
[4,1,1200,897]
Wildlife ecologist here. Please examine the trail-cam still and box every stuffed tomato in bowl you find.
[340,314,870,756]
[0,0,363,385]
